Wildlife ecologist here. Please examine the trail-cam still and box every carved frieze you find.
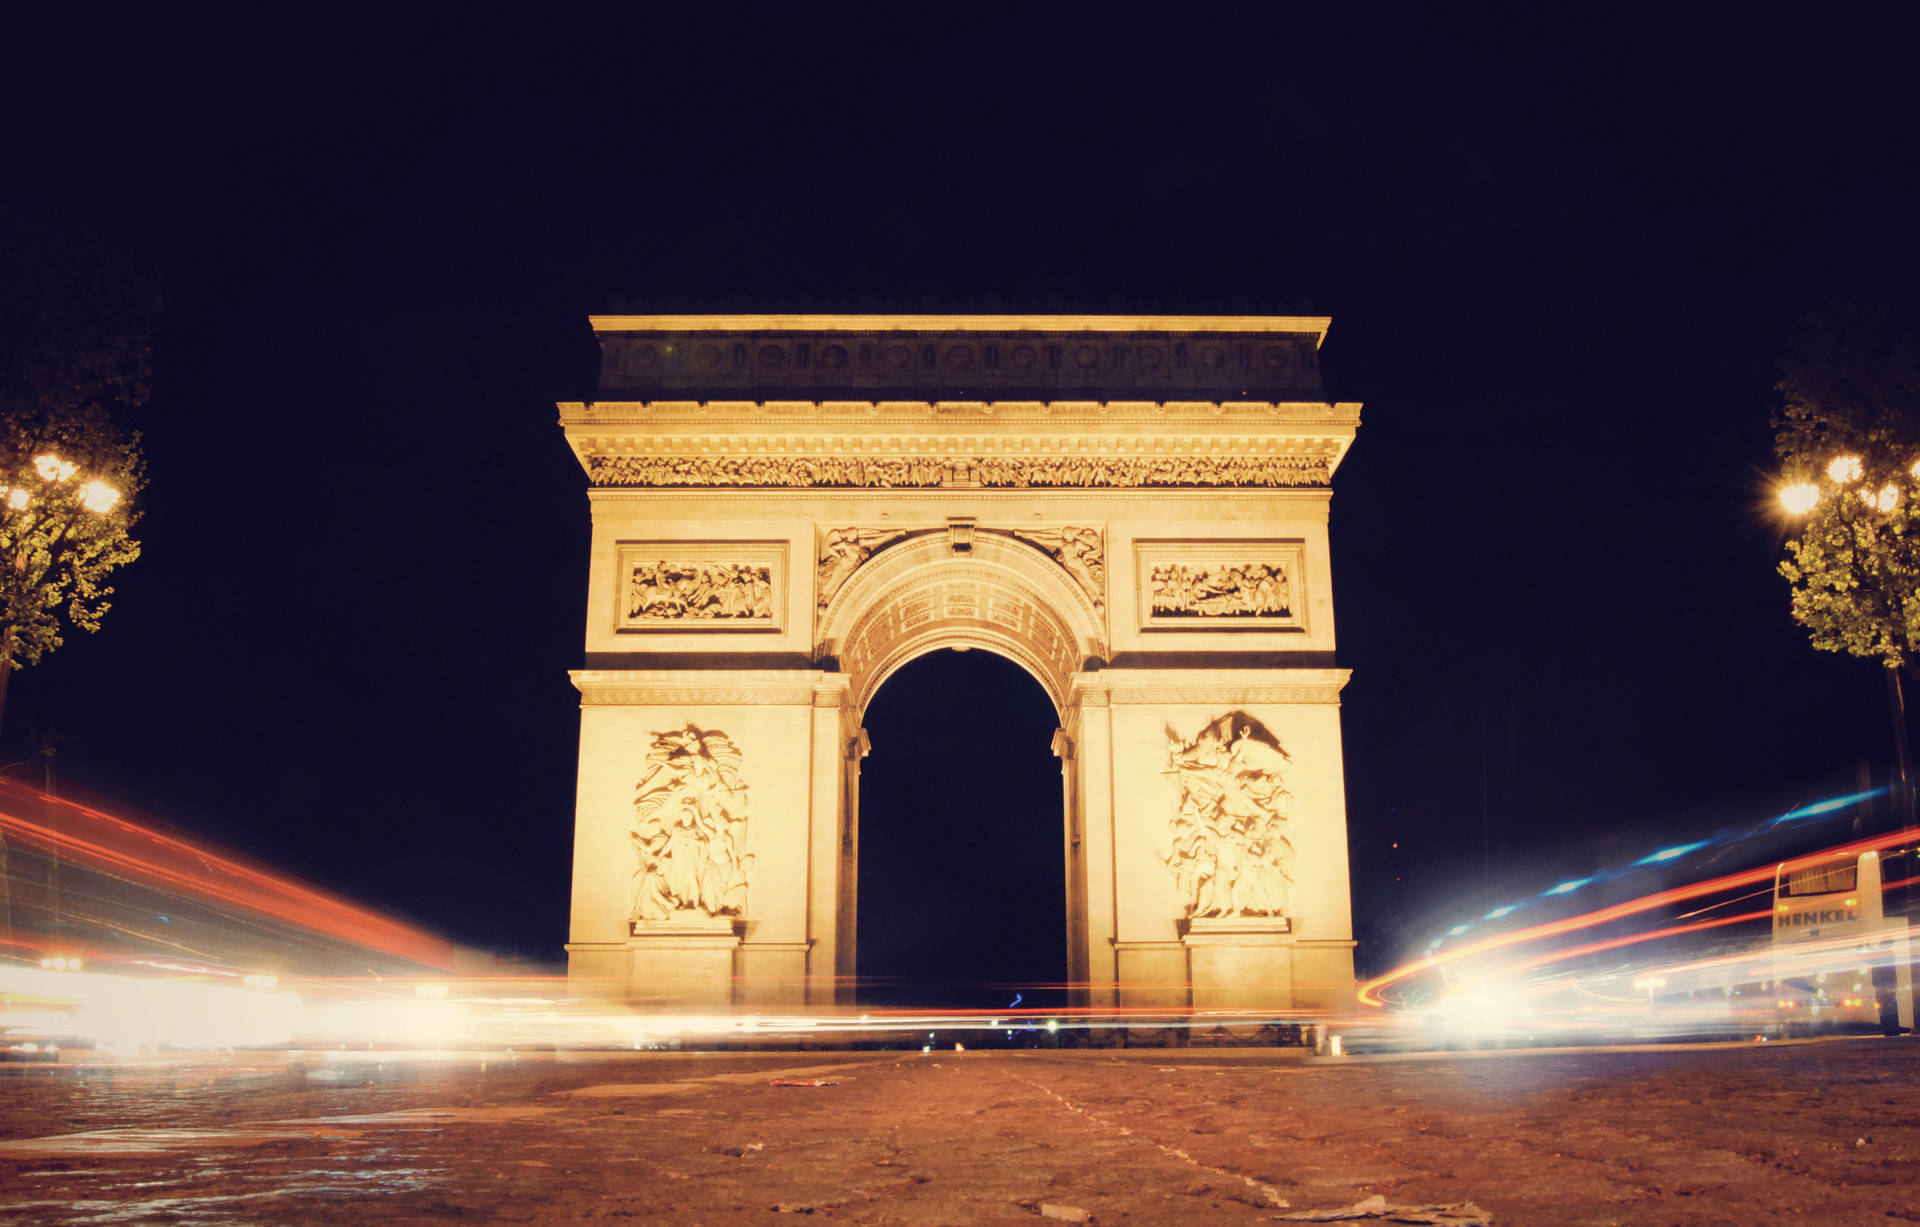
[1135,540,1306,632]
[1161,713,1294,920]
[615,542,785,633]
[588,454,1331,490]
[630,725,751,927]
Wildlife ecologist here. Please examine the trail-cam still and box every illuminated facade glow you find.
[559,314,1362,1012]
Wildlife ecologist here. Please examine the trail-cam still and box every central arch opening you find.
[856,648,1067,1013]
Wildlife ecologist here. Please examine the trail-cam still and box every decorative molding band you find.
[578,687,820,706]
[563,400,1362,424]
[1103,685,1348,705]
[588,314,1333,335]
[585,454,1332,490]
[1071,685,1112,708]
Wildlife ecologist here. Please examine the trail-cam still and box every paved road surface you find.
[1,1038,1914,1224]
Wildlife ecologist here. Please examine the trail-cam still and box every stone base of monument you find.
[1182,915,1295,1013]
[567,913,743,1006]
[627,913,742,1006]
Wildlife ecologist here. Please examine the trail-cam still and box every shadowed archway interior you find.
[856,648,1067,1011]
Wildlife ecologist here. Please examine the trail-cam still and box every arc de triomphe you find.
[560,315,1360,1014]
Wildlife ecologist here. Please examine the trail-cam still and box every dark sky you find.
[5,13,1915,980]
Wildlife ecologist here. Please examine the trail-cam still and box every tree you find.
[1773,302,1920,826]
[0,205,156,738]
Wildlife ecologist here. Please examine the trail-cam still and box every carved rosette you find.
[630,725,751,929]
[1160,713,1294,920]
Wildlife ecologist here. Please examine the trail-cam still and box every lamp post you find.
[1777,452,1920,834]
[0,451,122,737]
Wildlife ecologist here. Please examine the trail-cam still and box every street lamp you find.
[1776,450,1919,833]
[0,450,122,731]
[0,451,123,955]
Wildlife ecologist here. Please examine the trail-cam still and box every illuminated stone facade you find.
[560,315,1360,1012]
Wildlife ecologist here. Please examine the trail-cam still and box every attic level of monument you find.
[591,313,1330,399]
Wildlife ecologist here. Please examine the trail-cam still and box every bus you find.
[1771,848,1913,1035]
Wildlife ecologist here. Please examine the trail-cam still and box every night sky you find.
[5,14,1915,984]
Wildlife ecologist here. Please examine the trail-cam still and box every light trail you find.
[0,779,457,970]
[1421,787,1887,955]
[1361,824,1919,1007]
[1496,908,1772,976]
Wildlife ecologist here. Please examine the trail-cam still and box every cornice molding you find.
[560,400,1361,424]
[1102,684,1348,705]
[570,668,829,707]
[590,314,1333,341]
[578,687,820,707]
[1069,667,1351,707]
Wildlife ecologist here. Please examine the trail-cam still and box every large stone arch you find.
[819,528,1104,718]
[558,314,1362,1018]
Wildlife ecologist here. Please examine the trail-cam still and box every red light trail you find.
[0,779,456,970]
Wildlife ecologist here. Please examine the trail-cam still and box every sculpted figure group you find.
[1150,562,1290,617]
[816,528,908,608]
[628,562,772,620]
[594,454,1330,489]
[1011,527,1105,608]
[1161,715,1294,918]
[629,725,752,924]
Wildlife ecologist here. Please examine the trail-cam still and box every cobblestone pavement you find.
[0,1038,1914,1224]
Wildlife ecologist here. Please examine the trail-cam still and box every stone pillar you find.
[837,727,870,1006]
[807,677,851,1005]
[1053,728,1091,1002]
[1069,675,1118,1010]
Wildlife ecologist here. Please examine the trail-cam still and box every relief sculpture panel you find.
[1135,540,1306,632]
[1161,714,1294,921]
[630,725,751,927]
[615,542,785,632]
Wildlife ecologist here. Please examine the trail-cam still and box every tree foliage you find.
[1774,303,1920,671]
[0,205,155,690]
